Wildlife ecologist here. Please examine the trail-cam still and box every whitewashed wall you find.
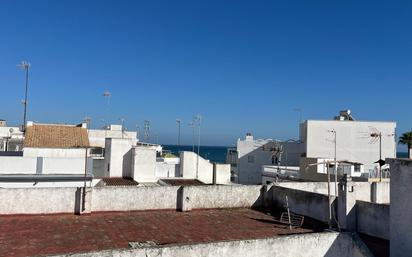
[0,156,92,175]
[303,120,396,172]
[132,146,157,182]
[180,151,230,184]
[24,148,86,158]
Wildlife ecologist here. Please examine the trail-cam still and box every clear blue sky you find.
[0,0,411,147]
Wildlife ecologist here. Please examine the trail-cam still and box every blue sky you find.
[0,0,411,147]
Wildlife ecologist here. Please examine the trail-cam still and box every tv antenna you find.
[367,126,395,181]
[17,60,31,132]
[176,119,181,147]
[144,120,151,142]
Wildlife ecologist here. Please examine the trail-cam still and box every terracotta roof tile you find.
[160,179,205,186]
[24,125,90,148]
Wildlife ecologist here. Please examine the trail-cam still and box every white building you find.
[231,110,396,184]
[300,111,396,177]
[0,123,93,188]
[230,133,303,184]
[0,121,24,152]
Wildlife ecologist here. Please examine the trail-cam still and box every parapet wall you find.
[271,185,334,223]
[277,181,390,204]
[0,187,90,215]
[0,185,266,215]
[356,200,389,240]
[50,232,372,257]
[92,186,180,212]
[181,185,264,210]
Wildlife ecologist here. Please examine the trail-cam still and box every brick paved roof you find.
[0,208,324,257]
[24,124,90,148]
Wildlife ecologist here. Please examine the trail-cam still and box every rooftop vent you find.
[334,110,355,121]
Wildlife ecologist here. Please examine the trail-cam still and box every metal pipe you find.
[82,147,88,212]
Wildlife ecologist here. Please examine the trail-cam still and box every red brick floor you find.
[0,208,320,257]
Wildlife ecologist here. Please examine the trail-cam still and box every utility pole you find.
[103,91,111,128]
[371,132,383,181]
[176,119,181,147]
[144,120,150,142]
[193,115,202,178]
[18,61,30,132]
[136,125,140,140]
[294,108,303,139]
[189,121,195,152]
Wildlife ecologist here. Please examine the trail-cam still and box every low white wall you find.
[0,185,265,214]
[183,185,264,210]
[42,157,93,174]
[271,185,334,223]
[278,182,338,196]
[180,151,231,184]
[0,156,92,175]
[50,232,372,257]
[24,148,86,158]
[92,186,180,211]
[277,182,390,204]
[0,187,89,214]
[356,201,389,240]
[0,156,37,174]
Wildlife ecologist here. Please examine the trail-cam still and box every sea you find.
[163,144,409,164]
[162,145,230,164]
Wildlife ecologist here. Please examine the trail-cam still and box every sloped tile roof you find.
[98,177,139,186]
[159,179,205,186]
[24,125,90,148]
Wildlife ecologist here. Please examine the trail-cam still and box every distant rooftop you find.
[97,177,139,186]
[24,124,90,148]
[159,178,205,186]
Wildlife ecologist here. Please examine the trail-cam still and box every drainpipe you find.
[82,147,88,212]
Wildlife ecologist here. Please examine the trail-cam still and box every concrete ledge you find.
[49,232,373,257]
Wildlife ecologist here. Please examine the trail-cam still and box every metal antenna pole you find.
[194,115,202,179]
[136,125,140,140]
[144,120,150,142]
[176,119,181,147]
[103,91,111,128]
[379,132,382,182]
[326,161,332,230]
[18,61,30,132]
[333,130,338,198]
[189,122,195,152]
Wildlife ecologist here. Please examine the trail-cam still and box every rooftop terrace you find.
[0,208,324,257]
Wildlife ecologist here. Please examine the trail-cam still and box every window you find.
[248,155,255,163]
